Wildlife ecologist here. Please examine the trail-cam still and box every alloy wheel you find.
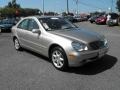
[52,50,64,68]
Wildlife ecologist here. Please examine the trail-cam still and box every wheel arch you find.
[48,44,67,59]
[49,44,69,70]
[13,36,17,42]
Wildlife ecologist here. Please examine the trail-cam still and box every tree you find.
[12,0,16,5]
[117,0,120,12]
[12,0,20,8]
[0,8,17,17]
[0,8,42,17]
[6,0,20,8]
[19,8,42,16]
[7,2,12,8]
[0,0,42,17]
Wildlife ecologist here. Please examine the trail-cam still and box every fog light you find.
[69,54,76,60]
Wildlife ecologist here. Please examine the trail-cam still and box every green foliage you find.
[0,0,21,17]
[0,0,58,17]
[0,0,42,17]
[0,8,42,17]
[117,0,120,12]
[19,8,42,16]
[5,0,20,8]
[0,8,16,17]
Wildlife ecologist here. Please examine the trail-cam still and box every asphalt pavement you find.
[0,22,120,90]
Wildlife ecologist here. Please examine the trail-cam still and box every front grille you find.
[89,41,104,50]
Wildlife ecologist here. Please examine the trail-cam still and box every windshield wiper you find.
[62,27,74,29]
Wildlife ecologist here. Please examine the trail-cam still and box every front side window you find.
[18,19,29,30]
[39,17,77,31]
[28,19,39,31]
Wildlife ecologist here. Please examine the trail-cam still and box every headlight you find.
[72,42,88,51]
[104,39,108,46]
[101,19,105,22]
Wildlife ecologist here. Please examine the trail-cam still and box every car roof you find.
[25,15,61,19]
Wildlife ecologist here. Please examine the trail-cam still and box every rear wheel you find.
[50,46,68,71]
[0,28,1,33]
[14,38,22,50]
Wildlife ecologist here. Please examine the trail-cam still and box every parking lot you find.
[0,21,120,90]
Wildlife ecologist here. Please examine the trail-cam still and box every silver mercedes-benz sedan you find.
[12,16,108,70]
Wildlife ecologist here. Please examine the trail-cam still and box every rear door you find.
[17,18,41,51]
[17,19,29,46]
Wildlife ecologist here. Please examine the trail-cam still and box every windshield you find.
[39,17,77,31]
[110,13,119,19]
[1,20,14,24]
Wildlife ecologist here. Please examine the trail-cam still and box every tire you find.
[50,46,68,71]
[0,28,1,33]
[118,22,120,26]
[90,21,93,23]
[95,22,98,24]
[14,38,22,51]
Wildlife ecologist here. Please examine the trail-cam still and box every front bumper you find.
[0,27,11,32]
[67,47,109,67]
[96,20,106,24]
[107,20,118,26]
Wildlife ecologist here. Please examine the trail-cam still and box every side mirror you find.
[32,29,41,34]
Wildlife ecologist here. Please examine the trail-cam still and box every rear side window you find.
[17,19,29,30]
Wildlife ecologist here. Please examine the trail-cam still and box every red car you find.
[95,16,107,24]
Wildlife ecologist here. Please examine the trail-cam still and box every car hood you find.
[0,24,13,27]
[97,17,106,20]
[49,28,104,43]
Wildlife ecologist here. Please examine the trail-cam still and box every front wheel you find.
[90,21,93,23]
[51,47,68,71]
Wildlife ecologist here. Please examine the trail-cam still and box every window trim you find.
[28,19,39,31]
[17,18,40,32]
[17,19,29,30]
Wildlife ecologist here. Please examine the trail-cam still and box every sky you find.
[0,0,117,13]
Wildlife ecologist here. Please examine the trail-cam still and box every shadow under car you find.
[67,54,117,75]
[18,48,117,74]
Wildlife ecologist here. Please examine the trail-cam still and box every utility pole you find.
[67,0,69,14]
[76,0,79,15]
[73,0,79,15]
[43,0,45,15]
[111,0,113,12]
